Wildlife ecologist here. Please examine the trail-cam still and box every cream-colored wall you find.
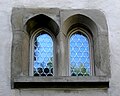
[0,0,120,96]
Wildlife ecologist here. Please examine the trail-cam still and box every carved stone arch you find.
[25,14,59,37]
[63,14,98,37]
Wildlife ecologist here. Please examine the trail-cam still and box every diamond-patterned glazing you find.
[34,33,53,76]
[70,33,90,76]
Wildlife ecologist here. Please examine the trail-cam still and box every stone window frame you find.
[11,8,110,88]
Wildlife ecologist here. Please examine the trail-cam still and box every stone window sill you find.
[12,76,109,88]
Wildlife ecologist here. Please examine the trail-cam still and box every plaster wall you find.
[0,0,120,96]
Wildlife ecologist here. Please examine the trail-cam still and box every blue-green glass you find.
[70,33,90,76]
[34,33,53,76]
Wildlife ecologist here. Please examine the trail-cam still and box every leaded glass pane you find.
[34,33,53,76]
[70,33,90,76]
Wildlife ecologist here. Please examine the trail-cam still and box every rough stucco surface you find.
[0,0,120,96]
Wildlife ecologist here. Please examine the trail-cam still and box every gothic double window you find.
[31,24,93,77]
[11,8,110,88]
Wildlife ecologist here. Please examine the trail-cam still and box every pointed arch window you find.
[68,28,93,76]
[33,31,54,76]
[27,14,59,77]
